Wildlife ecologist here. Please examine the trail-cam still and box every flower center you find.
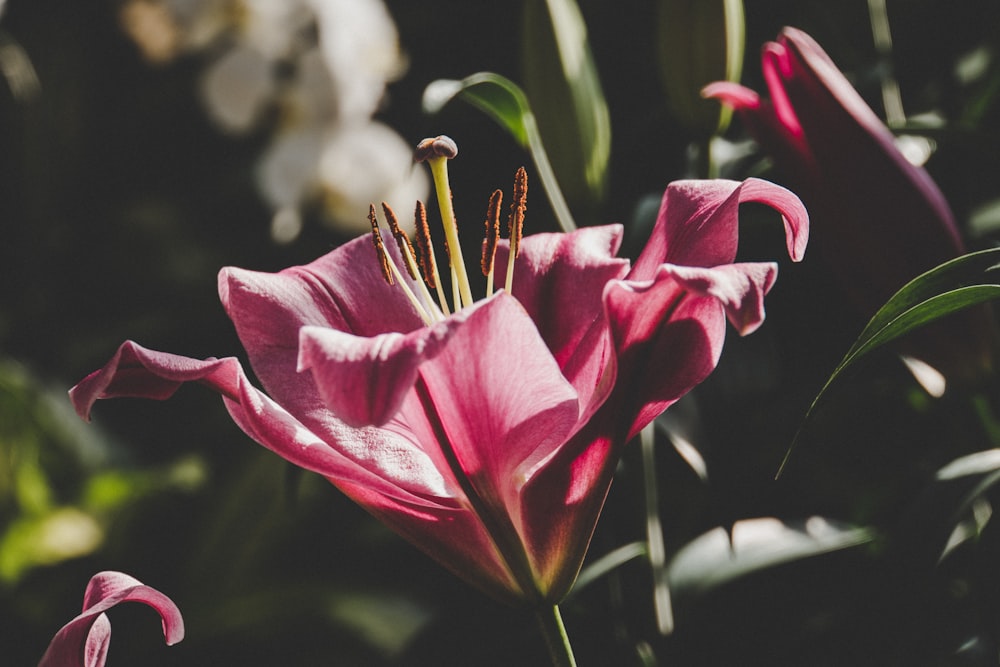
[368,135,527,325]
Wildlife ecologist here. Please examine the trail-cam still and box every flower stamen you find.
[482,189,502,297]
[505,166,528,294]
[414,201,451,315]
[383,202,444,322]
[382,202,420,281]
[368,204,434,325]
[369,204,394,286]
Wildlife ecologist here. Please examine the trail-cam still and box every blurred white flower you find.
[120,0,426,242]
[199,43,272,132]
[316,122,429,235]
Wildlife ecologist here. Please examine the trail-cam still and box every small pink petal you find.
[701,81,760,110]
[660,261,779,336]
[39,571,183,667]
[631,178,808,281]
[298,310,466,428]
[69,341,240,421]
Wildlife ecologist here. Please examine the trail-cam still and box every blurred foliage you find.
[1,0,1000,665]
[656,0,745,141]
[521,0,611,222]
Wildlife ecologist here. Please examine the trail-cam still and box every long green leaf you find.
[521,0,611,214]
[779,248,1000,476]
[422,72,577,232]
[667,517,872,597]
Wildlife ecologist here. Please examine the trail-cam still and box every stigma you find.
[368,136,527,326]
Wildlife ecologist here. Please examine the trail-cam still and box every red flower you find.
[71,174,806,605]
[705,28,991,377]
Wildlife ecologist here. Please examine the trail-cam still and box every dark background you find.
[2,0,1000,664]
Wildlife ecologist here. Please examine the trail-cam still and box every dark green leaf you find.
[521,0,611,214]
[667,517,873,597]
[422,72,577,232]
[779,249,1000,476]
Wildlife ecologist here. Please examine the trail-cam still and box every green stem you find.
[523,113,577,233]
[535,604,578,667]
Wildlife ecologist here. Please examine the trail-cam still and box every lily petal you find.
[605,272,722,440]
[495,225,629,418]
[631,178,808,281]
[661,261,779,336]
[702,80,817,184]
[71,341,455,503]
[218,233,423,410]
[39,571,183,667]
[415,295,581,507]
[298,314,462,428]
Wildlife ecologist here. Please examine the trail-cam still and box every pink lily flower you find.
[704,28,991,377]
[70,147,806,605]
[38,571,184,667]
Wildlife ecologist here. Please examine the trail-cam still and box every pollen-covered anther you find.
[369,204,394,286]
[504,167,528,294]
[414,201,438,289]
[481,190,502,276]
[415,201,451,316]
[382,202,419,280]
[508,166,528,259]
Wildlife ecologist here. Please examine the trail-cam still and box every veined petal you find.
[415,295,581,516]
[631,178,808,280]
[494,225,629,417]
[298,313,461,428]
[605,268,729,441]
[69,341,241,420]
[218,234,423,405]
[38,571,183,667]
[70,341,457,504]
[222,366,457,502]
[661,261,779,335]
[219,235,430,471]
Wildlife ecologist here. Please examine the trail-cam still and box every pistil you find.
[370,136,530,322]
[415,136,475,310]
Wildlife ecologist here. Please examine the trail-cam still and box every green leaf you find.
[779,248,1000,476]
[656,0,745,137]
[422,72,577,232]
[423,73,532,146]
[895,449,1000,567]
[667,517,873,597]
[521,0,611,215]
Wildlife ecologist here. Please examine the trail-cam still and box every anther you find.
[414,135,459,163]
[414,201,438,289]
[504,167,528,294]
[382,202,419,280]
[482,190,502,297]
[369,204,394,285]
[508,166,528,259]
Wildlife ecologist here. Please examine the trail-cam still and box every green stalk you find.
[535,604,578,667]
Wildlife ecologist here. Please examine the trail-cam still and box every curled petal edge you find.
[39,571,183,667]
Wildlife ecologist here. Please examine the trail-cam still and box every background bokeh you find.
[2,0,1000,664]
